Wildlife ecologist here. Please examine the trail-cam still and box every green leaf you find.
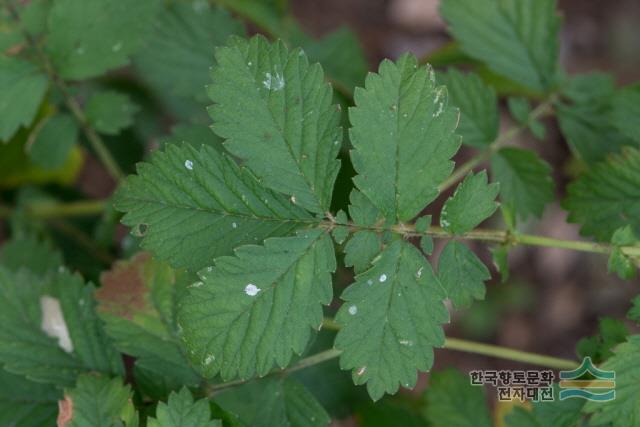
[335,240,448,400]
[179,230,335,380]
[344,191,384,274]
[439,69,498,147]
[96,253,201,393]
[148,388,220,427]
[505,385,585,427]
[208,35,342,213]
[60,374,138,427]
[0,369,60,427]
[46,0,161,79]
[215,378,330,427]
[563,147,640,241]
[440,171,499,235]
[438,241,490,308]
[85,91,139,135]
[610,84,640,143]
[0,56,48,141]
[134,1,244,103]
[0,268,122,386]
[29,113,78,169]
[490,245,509,282]
[583,335,640,427]
[608,248,637,280]
[440,0,560,93]
[576,317,629,364]
[628,295,640,324]
[0,236,63,275]
[422,368,492,427]
[491,147,554,220]
[113,143,314,271]
[557,74,636,163]
[349,54,460,222]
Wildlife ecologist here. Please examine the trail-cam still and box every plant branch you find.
[0,200,107,220]
[438,95,556,193]
[5,0,124,182]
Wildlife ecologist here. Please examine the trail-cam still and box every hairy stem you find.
[5,1,124,182]
[438,95,556,193]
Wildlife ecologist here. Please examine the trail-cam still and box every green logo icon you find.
[559,357,615,402]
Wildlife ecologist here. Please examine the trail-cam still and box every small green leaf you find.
[440,171,499,235]
[148,388,220,427]
[46,0,161,79]
[440,0,560,93]
[0,56,48,141]
[563,147,640,241]
[491,147,554,221]
[60,374,138,427]
[608,248,637,280]
[215,378,330,427]
[420,236,434,256]
[422,368,492,427]
[627,295,640,324]
[0,369,60,427]
[29,114,78,169]
[507,97,531,124]
[179,230,335,380]
[0,236,63,275]
[576,317,629,364]
[209,35,342,213]
[85,91,139,135]
[335,240,448,400]
[414,215,431,233]
[610,84,640,143]
[438,241,490,308]
[350,54,460,222]
[113,143,314,271]
[439,69,498,147]
[490,245,509,283]
[583,335,640,427]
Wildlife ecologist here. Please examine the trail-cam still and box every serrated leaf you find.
[557,74,636,163]
[439,69,498,147]
[440,0,560,93]
[134,1,244,103]
[563,147,640,241]
[59,374,137,427]
[29,113,78,169]
[576,317,628,364]
[440,171,499,235]
[96,253,201,392]
[148,387,220,427]
[179,230,335,380]
[215,378,330,427]
[608,248,637,280]
[422,368,492,427]
[0,268,122,386]
[349,54,460,222]
[85,91,139,135]
[46,0,161,79]
[0,369,60,427]
[438,241,490,308]
[344,231,383,274]
[0,236,63,275]
[208,35,342,213]
[491,147,554,221]
[113,143,314,271]
[335,240,448,400]
[610,84,640,143]
[0,56,48,141]
[583,335,640,427]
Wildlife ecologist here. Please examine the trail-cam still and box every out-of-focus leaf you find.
[29,113,78,169]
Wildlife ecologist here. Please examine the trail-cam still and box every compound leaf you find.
[563,147,640,241]
[113,143,314,271]
[349,54,460,222]
[491,147,554,221]
[440,171,499,235]
[179,230,335,380]
[439,69,498,147]
[335,240,448,400]
[0,56,48,141]
[46,0,160,79]
[438,241,490,309]
[148,388,220,427]
[440,0,560,93]
[208,35,342,213]
[422,368,492,427]
[215,378,330,427]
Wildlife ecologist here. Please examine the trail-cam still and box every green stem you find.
[438,95,556,193]
[5,1,124,182]
[321,319,578,370]
[0,200,107,219]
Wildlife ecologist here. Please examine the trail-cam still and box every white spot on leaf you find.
[112,41,122,52]
[204,354,215,365]
[356,366,367,376]
[348,305,358,315]
[184,159,194,170]
[232,222,237,229]
[416,267,424,278]
[40,296,73,353]
[245,283,261,296]
[379,274,387,283]
[263,72,285,91]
